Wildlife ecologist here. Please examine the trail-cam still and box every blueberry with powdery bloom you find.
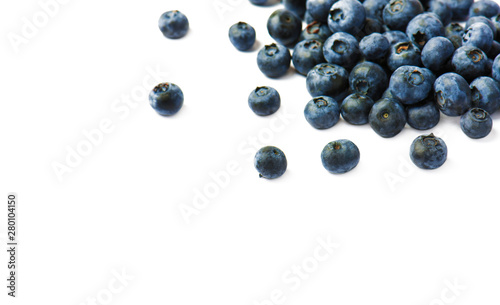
[340,94,375,125]
[466,16,497,38]
[461,108,493,139]
[387,41,421,72]
[327,0,366,35]
[410,134,447,169]
[428,0,452,26]
[149,82,184,116]
[284,0,307,18]
[383,0,423,32]
[299,21,332,43]
[470,77,500,114]
[228,22,256,51]
[406,12,444,50]
[421,37,455,72]
[254,146,287,179]
[304,96,340,129]
[369,98,407,138]
[248,86,281,116]
[434,72,472,116]
[383,30,410,45]
[267,9,302,47]
[349,61,388,101]
[463,22,494,53]
[158,10,189,39]
[469,0,500,18]
[406,99,441,130]
[292,39,326,76]
[445,0,474,21]
[389,66,436,105]
[321,139,360,174]
[306,63,349,98]
[306,0,338,23]
[451,45,488,82]
[323,32,360,70]
[359,33,390,62]
[257,43,291,78]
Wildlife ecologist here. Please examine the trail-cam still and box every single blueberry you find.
[257,43,291,78]
[321,139,360,174]
[267,9,303,47]
[149,82,184,116]
[383,0,423,32]
[292,39,326,75]
[158,10,189,39]
[470,76,500,114]
[389,66,436,105]
[359,33,390,62]
[306,63,350,98]
[254,146,287,179]
[460,108,493,139]
[406,100,441,130]
[434,72,472,116]
[327,0,366,35]
[229,22,256,51]
[369,98,407,138]
[349,61,388,101]
[340,93,375,125]
[410,133,447,169]
[466,16,497,38]
[248,86,281,116]
[406,12,445,50]
[323,32,360,69]
[451,45,488,82]
[421,37,455,72]
[387,41,422,72]
[463,22,494,53]
[304,96,341,129]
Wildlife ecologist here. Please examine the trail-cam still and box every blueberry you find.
[359,33,390,62]
[284,0,308,18]
[492,54,500,82]
[267,9,303,47]
[327,0,366,35]
[299,21,332,43]
[323,32,360,69]
[434,72,472,116]
[466,16,497,38]
[306,63,350,98]
[248,86,281,116]
[406,12,445,50]
[463,22,494,53]
[451,45,488,82]
[158,10,189,39]
[229,22,256,51]
[306,0,338,22]
[257,43,291,78]
[304,96,341,129]
[421,37,455,72]
[149,82,184,116]
[428,0,452,26]
[407,100,441,130]
[445,0,474,21]
[491,14,500,38]
[349,61,388,100]
[470,77,500,114]
[487,40,500,59]
[363,0,390,21]
[387,41,422,71]
[383,0,423,32]
[383,30,410,45]
[410,134,447,169]
[321,139,360,174]
[369,98,407,138]
[389,66,436,105]
[292,39,326,75]
[340,93,375,125]
[469,0,500,18]
[254,146,287,179]
[460,108,493,139]
[445,23,465,49]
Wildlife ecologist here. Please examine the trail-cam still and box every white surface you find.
[1,0,500,304]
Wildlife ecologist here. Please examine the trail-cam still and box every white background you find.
[1,0,500,304]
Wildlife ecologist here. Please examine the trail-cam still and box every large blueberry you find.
[434,72,472,116]
[321,139,360,174]
[463,22,494,52]
[254,146,287,179]
[444,0,474,21]
[304,96,341,129]
[306,0,338,22]
[410,134,447,169]
[257,43,291,78]
[359,33,390,62]
[299,21,332,43]
[469,0,500,18]
[428,0,452,26]
[369,98,407,138]
[149,82,184,116]
[389,66,436,105]
[284,0,307,18]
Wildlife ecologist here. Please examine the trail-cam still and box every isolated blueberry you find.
[321,139,360,174]
[359,33,390,61]
[349,61,388,100]
[470,77,500,114]
[257,43,291,78]
[387,41,421,71]
[451,45,488,82]
[254,146,287,179]
[292,39,325,75]
[299,21,332,43]
[323,32,360,69]
[248,86,281,116]
[428,0,452,26]
[383,30,410,45]
[421,37,455,72]
[445,0,474,21]
[340,93,374,125]
[306,0,338,22]
[460,108,493,139]
[369,98,407,138]
[463,22,494,52]
[407,100,441,130]
[389,66,436,105]
[229,22,256,51]
[434,72,472,116]
[158,10,189,39]
[469,0,500,18]
[306,63,349,98]
[406,12,445,50]
[284,0,307,18]
[327,0,366,35]
[445,23,465,49]
[267,9,303,46]
[249,0,270,5]
[304,96,340,129]
[149,82,184,116]
[410,134,447,169]
[383,0,424,31]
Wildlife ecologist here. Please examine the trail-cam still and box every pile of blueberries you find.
[152,0,500,179]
